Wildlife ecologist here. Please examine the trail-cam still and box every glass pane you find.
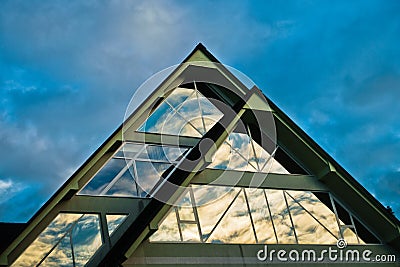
[342,227,359,244]
[138,145,183,162]
[39,235,73,267]
[265,189,297,244]
[178,120,203,137]
[150,208,181,242]
[138,97,202,137]
[12,213,82,266]
[229,149,258,172]
[203,117,220,131]
[181,223,200,242]
[138,102,175,133]
[187,117,206,135]
[261,157,289,174]
[72,214,102,267]
[79,158,127,195]
[193,185,240,240]
[250,139,271,170]
[229,133,251,159]
[114,143,143,159]
[165,88,194,109]
[176,190,195,221]
[137,86,224,138]
[286,191,339,241]
[106,214,128,236]
[245,188,277,243]
[198,95,223,119]
[105,167,138,197]
[135,161,171,197]
[285,191,337,244]
[176,96,202,125]
[207,190,256,244]
[207,141,231,169]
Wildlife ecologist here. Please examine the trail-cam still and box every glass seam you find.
[283,190,298,244]
[204,189,242,243]
[243,188,259,243]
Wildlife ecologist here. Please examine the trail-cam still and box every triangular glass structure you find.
[2,44,397,267]
[208,131,289,174]
[138,84,223,137]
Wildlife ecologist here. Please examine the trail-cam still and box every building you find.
[1,44,399,266]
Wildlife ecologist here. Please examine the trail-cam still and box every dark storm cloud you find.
[0,0,399,221]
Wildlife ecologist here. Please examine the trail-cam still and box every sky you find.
[0,0,399,222]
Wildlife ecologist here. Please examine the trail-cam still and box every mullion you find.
[247,126,261,171]
[263,189,278,244]
[283,190,298,244]
[164,100,203,136]
[101,159,135,195]
[243,188,258,243]
[37,214,85,266]
[189,186,203,242]
[174,207,183,242]
[70,232,76,267]
[285,191,338,239]
[194,82,207,134]
[227,139,259,171]
[259,146,278,173]
[204,189,242,242]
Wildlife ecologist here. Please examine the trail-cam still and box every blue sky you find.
[0,0,399,222]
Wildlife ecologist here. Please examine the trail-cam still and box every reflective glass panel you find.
[135,161,171,197]
[181,223,200,242]
[80,143,186,198]
[106,214,128,236]
[285,191,337,244]
[245,188,277,243]
[208,132,289,173]
[12,213,82,266]
[165,87,194,109]
[40,236,73,267]
[150,208,181,242]
[286,190,339,243]
[207,190,256,244]
[12,213,102,267]
[193,185,240,240]
[176,190,195,221]
[138,145,185,162]
[137,102,176,134]
[138,86,222,137]
[79,158,127,195]
[342,227,359,244]
[150,185,377,246]
[114,143,143,159]
[71,214,102,267]
[265,189,297,244]
[105,168,138,197]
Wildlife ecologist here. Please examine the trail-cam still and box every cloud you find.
[0,179,23,205]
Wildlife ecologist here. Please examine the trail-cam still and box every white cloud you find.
[0,178,25,205]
